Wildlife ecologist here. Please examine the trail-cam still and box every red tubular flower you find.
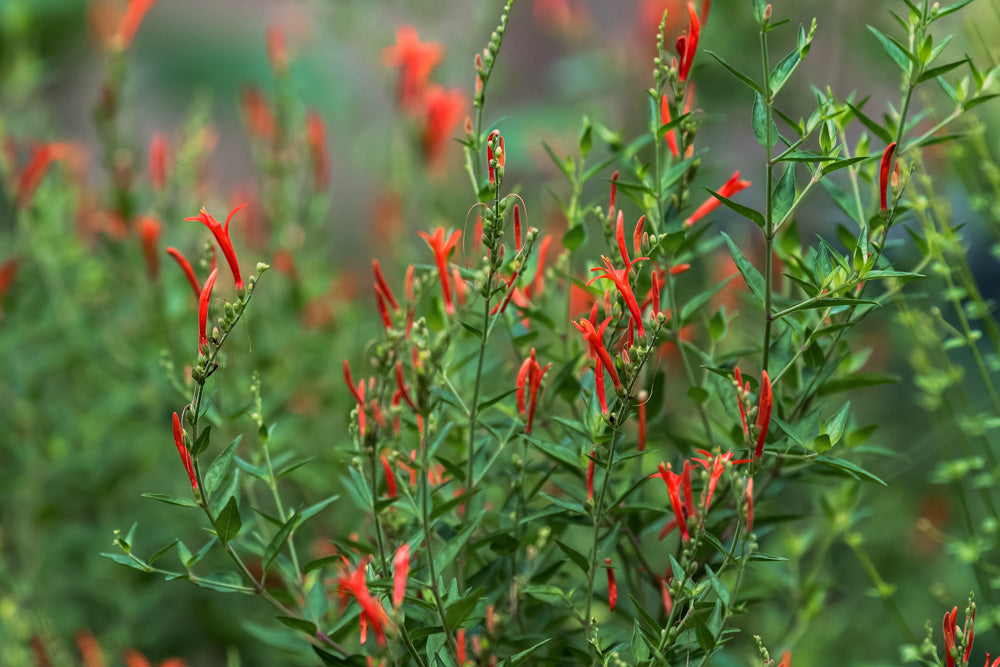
[172,412,198,491]
[148,132,170,192]
[529,234,553,300]
[139,216,161,280]
[684,171,752,227]
[418,227,462,314]
[516,349,551,435]
[659,575,673,615]
[755,370,772,459]
[605,558,617,611]
[880,141,897,213]
[457,629,467,666]
[381,25,444,111]
[633,215,646,259]
[943,606,957,667]
[374,285,392,329]
[392,543,410,607]
[338,556,389,646]
[451,265,467,307]
[165,248,200,300]
[422,86,466,169]
[654,462,690,541]
[487,130,502,186]
[186,205,247,291]
[0,257,19,314]
[745,477,755,533]
[306,110,330,189]
[670,263,691,275]
[677,3,701,82]
[513,205,523,252]
[266,25,287,75]
[573,316,622,392]
[587,449,596,503]
[372,261,399,310]
[588,255,646,338]
[197,268,219,354]
[395,360,417,412]
[114,0,157,50]
[16,143,56,208]
[734,366,749,436]
[660,94,680,159]
[778,649,791,667]
[381,454,398,498]
[241,86,275,140]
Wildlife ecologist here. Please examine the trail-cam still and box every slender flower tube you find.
[417,227,462,313]
[306,110,330,189]
[654,462,690,541]
[186,205,247,291]
[605,558,617,611]
[395,361,417,412]
[165,248,200,300]
[457,629,467,666]
[392,544,410,607]
[197,268,219,354]
[660,94,680,159]
[139,216,161,280]
[755,371,772,459]
[381,454,398,498]
[734,367,749,436]
[516,348,551,435]
[114,0,157,50]
[637,390,648,452]
[172,412,198,492]
[943,606,957,667]
[148,133,170,192]
[677,3,701,82]
[513,204,523,252]
[684,171,752,227]
[573,317,622,392]
[588,256,646,338]
[608,170,619,216]
[879,141,897,213]
[338,557,389,646]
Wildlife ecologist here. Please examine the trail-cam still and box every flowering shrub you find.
[4,0,1000,665]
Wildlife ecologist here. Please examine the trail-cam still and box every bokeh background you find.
[2,0,1000,664]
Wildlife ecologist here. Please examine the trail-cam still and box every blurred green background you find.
[2,0,1000,664]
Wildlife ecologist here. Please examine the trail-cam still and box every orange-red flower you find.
[382,25,444,111]
[165,247,200,300]
[684,171,752,227]
[113,0,157,50]
[338,556,389,646]
[652,461,693,541]
[197,268,218,354]
[418,227,462,314]
[306,110,330,189]
[421,86,466,169]
[381,454,397,498]
[880,141,897,213]
[573,316,621,413]
[660,94,680,159]
[392,543,410,607]
[172,412,198,492]
[516,348,551,434]
[676,3,701,82]
[139,216,160,280]
[605,557,617,611]
[186,205,246,291]
[148,132,170,192]
[755,371,772,459]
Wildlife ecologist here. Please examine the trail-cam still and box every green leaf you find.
[302,554,340,574]
[101,552,152,572]
[935,0,975,19]
[559,223,586,251]
[263,513,301,573]
[866,25,917,75]
[148,540,180,565]
[191,425,212,456]
[917,58,970,84]
[845,102,893,145]
[821,156,871,176]
[680,274,736,325]
[479,388,517,411]
[704,51,762,94]
[500,638,553,666]
[815,454,886,485]
[204,434,242,498]
[721,232,765,304]
[818,372,898,395]
[706,188,765,228]
[192,571,247,593]
[214,496,243,542]
[752,92,778,149]
[541,141,573,178]
[964,94,1000,111]
[773,163,796,224]
[276,616,317,635]
[554,539,590,574]
[769,47,802,94]
[142,493,199,508]
[822,401,851,447]
[445,587,484,627]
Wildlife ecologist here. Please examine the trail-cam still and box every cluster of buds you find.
[733,366,773,459]
[472,1,510,109]
[487,129,505,191]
